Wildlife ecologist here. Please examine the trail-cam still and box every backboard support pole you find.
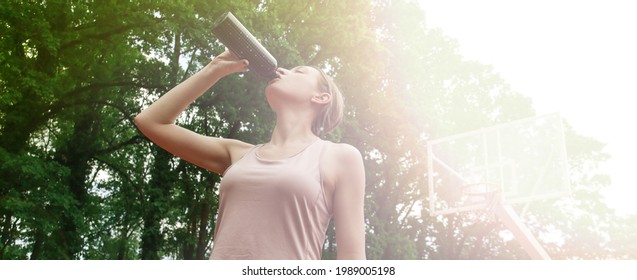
[494,203,551,260]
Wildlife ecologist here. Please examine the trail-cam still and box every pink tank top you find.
[210,139,332,259]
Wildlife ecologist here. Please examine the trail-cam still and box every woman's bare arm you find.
[134,50,253,174]
[328,143,367,260]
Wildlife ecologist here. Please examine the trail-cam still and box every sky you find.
[418,0,637,214]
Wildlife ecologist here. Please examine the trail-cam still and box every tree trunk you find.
[140,147,173,259]
[54,107,100,259]
[196,200,211,259]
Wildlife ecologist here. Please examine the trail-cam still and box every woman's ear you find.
[311,92,332,104]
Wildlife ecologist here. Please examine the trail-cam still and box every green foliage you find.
[0,147,71,259]
[0,0,630,260]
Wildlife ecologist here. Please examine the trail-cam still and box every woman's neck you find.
[269,111,318,146]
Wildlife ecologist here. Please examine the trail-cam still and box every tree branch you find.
[95,135,145,156]
[43,81,167,120]
[61,18,162,50]
[64,81,167,99]
[92,155,136,188]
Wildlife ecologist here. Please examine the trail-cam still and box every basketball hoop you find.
[459,182,502,224]
[427,113,570,217]
[426,114,567,259]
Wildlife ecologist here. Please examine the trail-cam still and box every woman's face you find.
[265,66,324,104]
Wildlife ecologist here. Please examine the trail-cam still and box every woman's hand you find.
[209,49,250,77]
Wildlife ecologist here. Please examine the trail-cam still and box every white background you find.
[419,0,637,215]
[2,260,633,279]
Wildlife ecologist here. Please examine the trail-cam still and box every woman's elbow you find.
[133,113,147,129]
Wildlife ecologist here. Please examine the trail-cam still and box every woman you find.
[134,50,366,260]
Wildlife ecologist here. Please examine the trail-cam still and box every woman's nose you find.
[276,68,289,76]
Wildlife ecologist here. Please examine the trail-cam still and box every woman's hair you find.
[311,66,344,137]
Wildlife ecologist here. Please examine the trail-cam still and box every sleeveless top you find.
[209,139,332,260]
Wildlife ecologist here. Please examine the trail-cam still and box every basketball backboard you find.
[427,113,570,216]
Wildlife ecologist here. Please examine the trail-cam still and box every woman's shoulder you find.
[320,140,365,195]
[322,140,363,167]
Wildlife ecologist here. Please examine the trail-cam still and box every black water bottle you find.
[212,12,278,80]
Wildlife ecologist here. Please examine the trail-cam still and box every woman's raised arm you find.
[134,50,253,174]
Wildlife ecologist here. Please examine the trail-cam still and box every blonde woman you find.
[134,50,366,260]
